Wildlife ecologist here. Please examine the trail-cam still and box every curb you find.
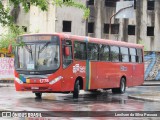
[0,80,14,83]
[141,81,160,86]
[0,84,14,87]
[128,95,160,102]
[0,80,14,87]
[142,84,160,86]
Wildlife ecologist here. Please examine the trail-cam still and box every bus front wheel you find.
[73,80,80,99]
[112,78,126,94]
[35,93,42,99]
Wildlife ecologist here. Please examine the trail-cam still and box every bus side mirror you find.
[8,44,12,54]
[65,47,70,56]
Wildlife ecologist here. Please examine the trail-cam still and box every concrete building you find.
[86,0,159,51]
[0,0,159,51]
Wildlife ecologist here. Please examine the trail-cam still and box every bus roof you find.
[19,33,143,49]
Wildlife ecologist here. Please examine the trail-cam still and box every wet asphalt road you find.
[0,86,160,119]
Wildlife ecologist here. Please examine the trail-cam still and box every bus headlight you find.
[49,76,63,85]
[15,77,23,84]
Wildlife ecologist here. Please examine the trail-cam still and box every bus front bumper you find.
[14,81,62,92]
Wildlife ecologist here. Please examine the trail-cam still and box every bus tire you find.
[35,93,42,99]
[112,78,126,94]
[73,80,80,99]
[119,78,126,93]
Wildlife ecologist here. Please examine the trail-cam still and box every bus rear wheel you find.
[112,78,126,94]
[35,93,42,99]
[73,80,80,99]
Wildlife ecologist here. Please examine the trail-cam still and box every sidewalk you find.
[0,80,14,87]
[129,80,160,102]
[142,80,160,86]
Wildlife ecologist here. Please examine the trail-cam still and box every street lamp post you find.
[109,5,133,39]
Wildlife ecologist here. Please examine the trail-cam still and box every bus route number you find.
[40,79,49,83]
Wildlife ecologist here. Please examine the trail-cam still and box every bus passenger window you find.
[110,46,120,62]
[130,48,136,62]
[88,43,98,61]
[137,49,143,63]
[74,41,87,60]
[99,45,110,61]
[120,47,129,62]
[63,40,73,68]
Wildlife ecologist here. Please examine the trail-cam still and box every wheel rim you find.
[121,80,125,92]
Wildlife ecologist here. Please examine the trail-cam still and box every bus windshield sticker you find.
[27,63,35,70]
[73,64,86,73]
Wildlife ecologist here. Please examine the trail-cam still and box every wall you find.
[144,51,160,81]
[0,57,14,80]
[55,0,86,36]
[12,0,56,33]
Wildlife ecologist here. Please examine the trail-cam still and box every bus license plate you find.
[31,87,39,90]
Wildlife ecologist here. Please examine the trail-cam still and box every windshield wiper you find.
[25,45,33,59]
[38,42,50,53]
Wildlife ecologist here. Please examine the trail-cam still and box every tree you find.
[0,0,90,50]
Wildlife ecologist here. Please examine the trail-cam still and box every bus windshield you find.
[15,35,60,74]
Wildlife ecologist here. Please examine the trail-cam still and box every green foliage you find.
[0,25,25,50]
[9,0,48,12]
[52,0,90,19]
[0,0,90,50]
[0,2,12,26]
[138,39,148,51]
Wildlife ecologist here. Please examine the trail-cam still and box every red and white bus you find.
[13,33,144,98]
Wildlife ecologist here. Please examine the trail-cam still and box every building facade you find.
[0,0,159,51]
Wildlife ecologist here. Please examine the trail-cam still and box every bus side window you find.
[120,47,129,62]
[99,44,110,61]
[129,48,136,62]
[87,43,98,61]
[110,46,120,62]
[63,40,73,68]
[137,49,143,63]
[74,41,87,60]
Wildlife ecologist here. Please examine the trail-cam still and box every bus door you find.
[62,39,74,91]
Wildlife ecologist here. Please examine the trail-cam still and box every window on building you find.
[88,22,94,33]
[74,41,87,60]
[147,0,155,10]
[104,24,119,34]
[63,21,72,32]
[147,26,154,36]
[105,0,119,7]
[104,24,109,34]
[88,0,94,5]
[22,26,27,32]
[63,0,71,2]
[111,24,119,34]
[128,25,135,35]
